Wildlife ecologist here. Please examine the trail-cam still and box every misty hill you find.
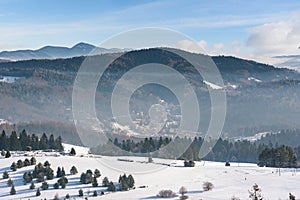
[0,43,124,61]
[0,48,299,143]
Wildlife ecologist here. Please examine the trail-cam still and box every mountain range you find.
[0,47,299,145]
[0,42,125,61]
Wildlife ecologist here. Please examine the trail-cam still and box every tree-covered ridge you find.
[0,129,63,151]
[93,131,300,167]
[0,48,300,137]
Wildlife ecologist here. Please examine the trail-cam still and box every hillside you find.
[0,48,299,142]
[0,152,299,200]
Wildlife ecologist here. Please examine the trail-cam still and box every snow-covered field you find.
[0,148,299,200]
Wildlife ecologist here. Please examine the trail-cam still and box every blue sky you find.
[0,0,300,65]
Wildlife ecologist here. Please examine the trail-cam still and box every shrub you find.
[179,186,187,196]
[2,171,9,179]
[1,149,5,156]
[184,160,195,167]
[107,181,116,192]
[17,159,24,168]
[41,181,49,190]
[36,188,41,196]
[79,189,83,196]
[10,162,17,171]
[92,176,98,187]
[231,196,241,200]
[70,147,76,156]
[23,171,33,184]
[7,178,13,187]
[10,185,16,195]
[248,183,263,200]
[94,169,101,178]
[70,166,78,175]
[5,150,11,158]
[30,157,36,165]
[289,193,296,200]
[53,182,59,189]
[29,182,35,189]
[24,158,30,166]
[65,193,70,199]
[102,177,109,187]
[93,190,98,197]
[157,189,177,198]
[203,181,214,191]
[37,172,45,182]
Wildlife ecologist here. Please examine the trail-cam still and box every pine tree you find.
[78,188,83,196]
[19,129,29,151]
[36,188,41,196]
[30,157,36,165]
[102,177,109,187]
[39,133,49,150]
[127,174,135,188]
[23,171,33,184]
[29,182,35,189]
[179,186,187,196]
[41,181,49,190]
[70,147,76,156]
[17,159,24,168]
[58,176,68,188]
[80,172,86,184]
[23,158,30,166]
[44,160,51,168]
[49,134,55,149]
[10,131,21,150]
[10,162,17,171]
[61,167,66,176]
[37,172,45,182]
[92,176,98,187]
[10,185,16,195]
[70,166,78,175]
[45,167,54,180]
[94,169,101,178]
[2,171,9,179]
[1,149,5,156]
[53,182,59,189]
[5,150,11,158]
[93,190,98,197]
[7,178,13,187]
[56,167,62,178]
[0,130,7,150]
[107,181,116,192]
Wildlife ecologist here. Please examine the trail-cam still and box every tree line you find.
[93,135,299,168]
[0,129,63,151]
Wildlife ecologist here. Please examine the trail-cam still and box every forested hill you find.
[0,48,299,144]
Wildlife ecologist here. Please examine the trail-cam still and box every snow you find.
[248,77,262,83]
[203,80,223,90]
[0,76,19,83]
[0,118,11,125]
[62,143,90,156]
[235,132,271,142]
[0,151,299,200]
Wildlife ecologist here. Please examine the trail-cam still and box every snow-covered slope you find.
[0,154,299,200]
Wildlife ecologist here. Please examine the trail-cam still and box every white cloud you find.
[246,13,300,66]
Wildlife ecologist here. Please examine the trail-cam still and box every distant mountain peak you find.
[72,42,96,49]
[0,42,120,61]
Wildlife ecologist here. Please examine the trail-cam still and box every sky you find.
[0,0,300,67]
